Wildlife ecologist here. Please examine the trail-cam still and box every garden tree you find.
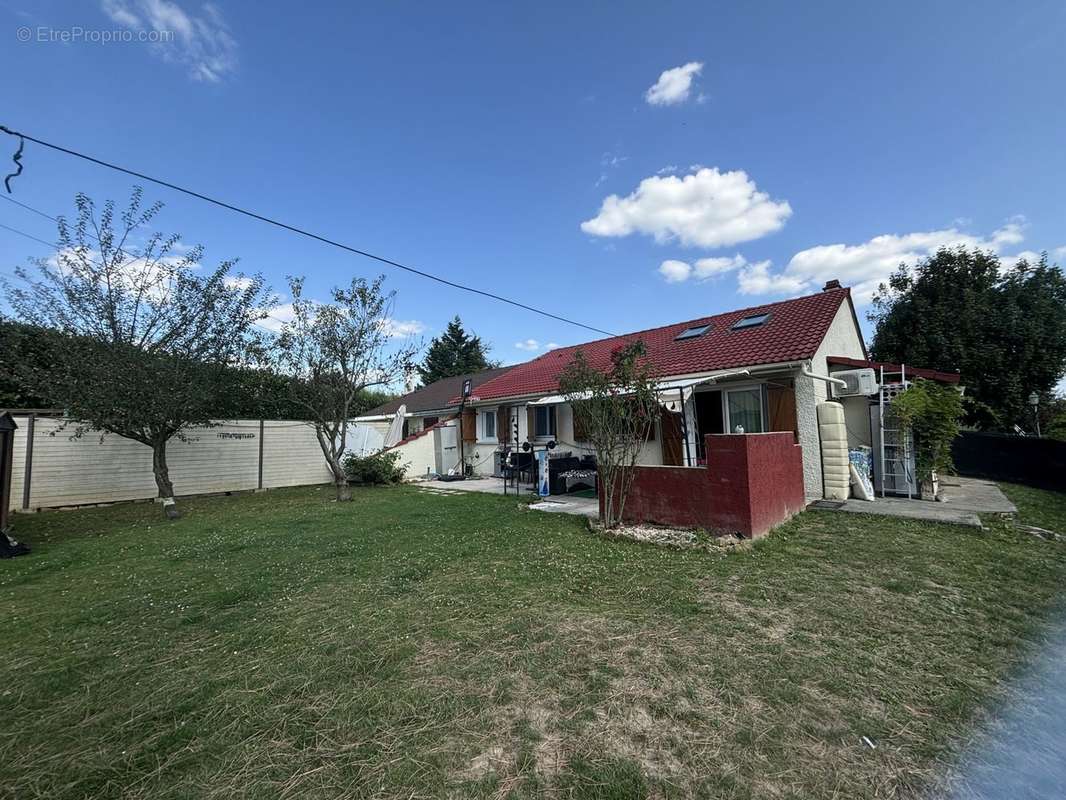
[417,316,496,386]
[559,341,659,529]
[2,188,270,517]
[870,247,1066,429]
[890,379,964,491]
[274,275,418,501]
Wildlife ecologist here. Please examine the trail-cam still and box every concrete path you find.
[528,497,599,519]
[415,477,599,519]
[831,477,1015,529]
[942,619,1066,799]
[418,477,535,496]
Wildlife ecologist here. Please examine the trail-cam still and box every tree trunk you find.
[151,438,181,519]
[330,457,352,502]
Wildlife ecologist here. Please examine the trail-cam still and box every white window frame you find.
[479,407,498,442]
[534,405,557,439]
[722,383,767,434]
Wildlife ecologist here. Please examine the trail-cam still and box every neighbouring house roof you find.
[361,366,515,417]
[468,287,855,403]
[826,356,962,385]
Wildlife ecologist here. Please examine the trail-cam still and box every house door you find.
[435,422,459,475]
[660,407,684,466]
[694,390,724,461]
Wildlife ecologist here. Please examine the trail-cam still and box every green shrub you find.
[891,379,964,485]
[343,450,407,485]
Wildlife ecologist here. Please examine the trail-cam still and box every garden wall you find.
[6,415,334,511]
[603,433,806,538]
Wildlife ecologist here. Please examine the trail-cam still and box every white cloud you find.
[658,259,692,283]
[515,338,541,351]
[257,302,295,333]
[379,318,425,338]
[595,149,629,187]
[101,0,238,82]
[581,167,791,249]
[998,250,1042,269]
[645,62,703,106]
[736,260,806,296]
[694,254,746,279]
[1056,375,1066,397]
[545,342,561,351]
[658,254,748,283]
[1053,245,1066,260]
[738,218,1036,304]
[223,275,254,290]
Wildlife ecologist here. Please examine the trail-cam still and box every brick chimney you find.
[823,279,842,291]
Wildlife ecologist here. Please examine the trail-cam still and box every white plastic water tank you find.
[817,401,850,500]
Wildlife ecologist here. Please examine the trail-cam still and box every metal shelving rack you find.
[876,364,915,499]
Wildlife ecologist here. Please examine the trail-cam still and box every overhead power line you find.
[0,220,57,250]
[0,124,615,338]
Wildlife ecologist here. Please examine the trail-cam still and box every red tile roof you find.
[826,356,961,384]
[470,287,853,403]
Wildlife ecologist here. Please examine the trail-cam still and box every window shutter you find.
[461,410,476,443]
[497,406,510,443]
[572,405,587,442]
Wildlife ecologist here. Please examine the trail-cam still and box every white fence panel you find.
[261,420,334,489]
[6,415,336,511]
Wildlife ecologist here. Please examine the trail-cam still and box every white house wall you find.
[388,427,439,480]
[465,400,664,476]
[798,298,868,499]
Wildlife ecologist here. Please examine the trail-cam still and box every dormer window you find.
[731,313,770,330]
[675,324,711,341]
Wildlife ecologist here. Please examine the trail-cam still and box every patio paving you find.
[830,477,1016,529]
[415,477,600,518]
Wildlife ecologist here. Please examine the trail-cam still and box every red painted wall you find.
[602,433,806,538]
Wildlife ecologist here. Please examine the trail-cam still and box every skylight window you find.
[675,324,711,341]
[731,313,770,330]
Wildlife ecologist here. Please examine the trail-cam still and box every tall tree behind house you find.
[869,247,1066,430]
[417,316,497,386]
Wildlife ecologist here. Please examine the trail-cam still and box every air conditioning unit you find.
[833,368,879,397]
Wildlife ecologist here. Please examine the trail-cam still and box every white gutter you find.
[801,362,848,389]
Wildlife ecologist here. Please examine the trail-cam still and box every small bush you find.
[343,450,407,485]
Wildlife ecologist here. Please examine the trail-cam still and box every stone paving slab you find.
[828,477,1015,529]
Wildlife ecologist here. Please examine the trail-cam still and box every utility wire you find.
[0,220,57,250]
[0,125,615,337]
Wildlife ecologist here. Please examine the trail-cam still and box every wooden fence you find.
[7,414,333,511]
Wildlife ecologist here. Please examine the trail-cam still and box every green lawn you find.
[999,482,1066,535]
[2,484,1065,799]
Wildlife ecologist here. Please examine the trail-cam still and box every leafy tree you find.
[870,247,1066,429]
[1048,410,1066,441]
[274,275,418,501]
[417,316,496,386]
[890,379,964,490]
[2,188,270,517]
[559,341,659,529]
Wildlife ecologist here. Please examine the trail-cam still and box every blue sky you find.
[2,1,1065,382]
